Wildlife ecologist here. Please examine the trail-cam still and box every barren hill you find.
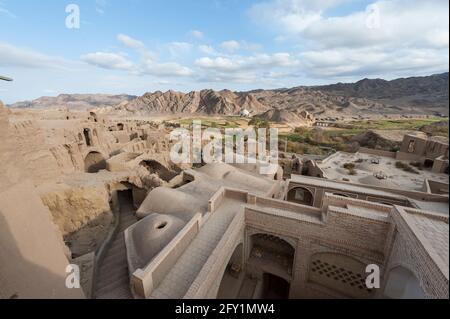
[314,73,449,110]
[7,73,449,123]
[114,89,269,116]
[9,93,136,110]
[112,72,450,121]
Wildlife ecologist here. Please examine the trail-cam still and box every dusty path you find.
[94,191,137,299]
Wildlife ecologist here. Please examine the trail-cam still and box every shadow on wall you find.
[139,160,178,182]
[261,273,290,299]
[0,214,83,299]
[287,187,314,206]
[383,266,425,299]
[84,152,107,173]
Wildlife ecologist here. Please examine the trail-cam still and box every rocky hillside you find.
[113,89,270,116]
[8,73,449,122]
[9,94,136,110]
[314,73,449,110]
[114,72,449,121]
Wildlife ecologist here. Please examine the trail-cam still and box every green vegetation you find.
[419,120,449,137]
[343,162,357,175]
[171,116,448,157]
[280,127,357,155]
[343,163,356,170]
[248,118,270,129]
[174,117,249,129]
[279,117,449,156]
[342,118,448,131]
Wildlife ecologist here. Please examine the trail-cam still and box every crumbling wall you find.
[39,184,111,235]
[0,102,61,190]
[39,184,113,256]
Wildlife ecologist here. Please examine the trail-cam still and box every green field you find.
[342,118,448,131]
[173,117,248,129]
[170,116,448,156]
[279,117,449,155]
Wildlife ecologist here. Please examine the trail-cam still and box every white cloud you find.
[167,42,193,57]
[188,30,204,39]
[249,0,449,79]
[240,41,262,52]
[249,0,345,34]
[220,40,241,52]
[300,0,449,50]
[117,34,146,50]
[81,52,134,70]
[250,0,449,49]
[301,47,449,78]
[0,42,72,69]
[82,35,193,77]
[142,61,193,77]
[199,41,262,56]
[198,45,217,55]
[195,53,299,72]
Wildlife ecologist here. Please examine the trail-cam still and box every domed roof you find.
[136,187,203,219]
[126,213,185,273]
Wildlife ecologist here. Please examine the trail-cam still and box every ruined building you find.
[0,102,448,299]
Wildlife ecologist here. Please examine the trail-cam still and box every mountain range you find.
[8,72,449,123]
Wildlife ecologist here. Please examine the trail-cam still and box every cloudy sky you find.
[0,0,448,103]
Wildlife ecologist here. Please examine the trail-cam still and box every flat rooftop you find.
[290,174,408,199]
[318,152,449,192]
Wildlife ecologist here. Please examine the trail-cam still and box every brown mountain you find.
[9,94,136,110]
[314,72,449,109]
[8,73,449,122]
[114,89,269,116]
[114,72,448,121]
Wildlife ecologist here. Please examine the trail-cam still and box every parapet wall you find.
[358,147,397,158]
[130,213,202,298]
[184,210,245,298]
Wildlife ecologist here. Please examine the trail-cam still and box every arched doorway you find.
[424,159,434,169]
[261,273,290,299]
[117,123,124,131]
[248,233,295,299]
[383,266,425,299]
[84,152,106,173]
[90,112,98,122]
[287,187,314,206]
[83,128,92,146]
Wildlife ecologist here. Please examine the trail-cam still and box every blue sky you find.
[0,0,448,103]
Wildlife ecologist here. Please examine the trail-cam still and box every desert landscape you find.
[1,71,448,299]
[7,72,449,157]
[0,0,448,303]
